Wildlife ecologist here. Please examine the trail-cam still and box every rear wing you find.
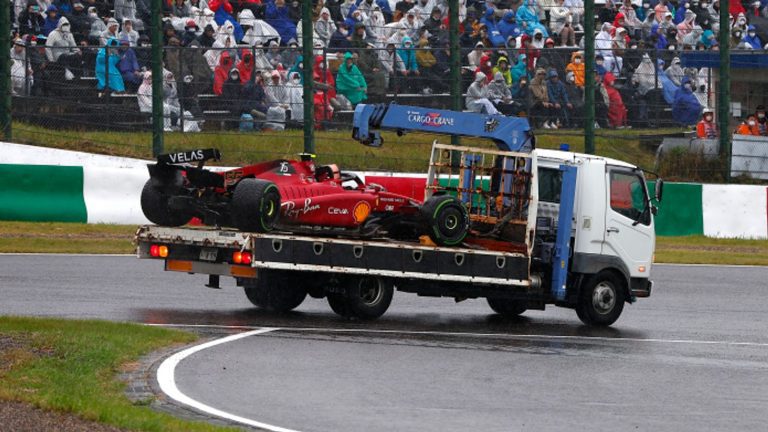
[156,148,221,166]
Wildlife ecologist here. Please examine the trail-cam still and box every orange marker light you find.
[158,246,169,258]
[233,251,243,264]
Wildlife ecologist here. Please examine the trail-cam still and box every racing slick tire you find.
[421,195,470,246]
[231,178,281,233]
[486,297,527,317]
[243,270,307,312]
[575,271,626,327]
[140,179,193,227]
[327,276,394,320]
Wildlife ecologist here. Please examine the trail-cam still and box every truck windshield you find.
[609,170,650,226]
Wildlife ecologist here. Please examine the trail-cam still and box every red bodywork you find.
[220,158,419,228]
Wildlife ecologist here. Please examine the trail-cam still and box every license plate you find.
[199,248,218,262]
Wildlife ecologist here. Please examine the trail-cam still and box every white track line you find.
[156,327,301,432]
[147,324,768,348]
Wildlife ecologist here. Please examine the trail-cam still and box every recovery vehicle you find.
[135,104,662,326]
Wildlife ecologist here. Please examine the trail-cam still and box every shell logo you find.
[353,201,372,224]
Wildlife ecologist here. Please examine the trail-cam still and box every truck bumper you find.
[631,278,652,298]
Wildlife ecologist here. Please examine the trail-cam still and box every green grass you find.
[0,316,238,432]
[656,236,768,266]
[11,121,670,173]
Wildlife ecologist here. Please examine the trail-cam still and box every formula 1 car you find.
[140,149,469,246]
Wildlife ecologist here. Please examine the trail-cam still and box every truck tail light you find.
[233,251,252,265]
[149,244,169,258]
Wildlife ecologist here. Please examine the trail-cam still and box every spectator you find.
[564,70,584,126]
[511,54,528,84]
[315,8,337,46]
[313,54,342,110]
[596,23,621,75]
[654,0,669,23]
[181,20,200,46]
[743,25,763,49]
[593,71,610,128]
[101,18,120,46]
[619,0,643,35]
[516,0,548,37]
[466,71,500,115]
[415,37,437,93]
[476,53,493,82]
[286,71,304,122]
[735,115,760,135]
[492,56,512,87]
[95,38,125,94]
[213,51,234,95]
[696,107,718,138]
[119,19,139,47]
[252,42,273,70]
[18,1,44,37]
[699,29,716,48]
[336,51,368,105]
[88,8,106,43]
[547,68,572,128]
[241,72,269,122]
[397,36,420,91]
[550,0,575,45]
[497,11,522,42]
[676,10,696,44]
[236,48,255,83]
[511,73,529,110]
[485,72,515,114]
[42,5,61,36]
[67,3,90,43]
[179,40,212,116]
[265,0,296,44]
[265,40,283,68]
[756,105,768,135]
[46,17,82,80]
[528,67,556,128]
[173,0,192,18]
[118,36,141,92]
[602,72,627,128]
[136,70,181,131]
[378,38,405,89]
[265,70,290,129]
[466,41,485,68]
[10,39,33,96]
[665,56,684,86]
[329,21,352,52]
[599,0,618,25]
[565,51,584,87]
[199,24,217,47]
[671,76,702,126]
[220,67,243,122]
[656,58,678,105]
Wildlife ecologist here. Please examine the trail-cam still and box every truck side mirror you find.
[654,179,664,203]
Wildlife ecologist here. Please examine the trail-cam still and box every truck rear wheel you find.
[327,276,393,320]
[576,271,626,327]
[231,179,280,232]
[243,270,307,312]
[421,195,469,246]
[140,179,192,227]
[486,298,527,317]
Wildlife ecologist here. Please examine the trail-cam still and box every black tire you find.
[576,271,626,327]
[327,276,394,320]
[230,178,281,232]
[243,270,307,312]
[486,297,527,317]
[421,195,469,246]
[140,179,192,226]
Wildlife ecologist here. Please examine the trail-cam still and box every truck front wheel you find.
[576,271,626,327]
[486,298,527,317]
[327,276,393,320]
[243,270,307,312]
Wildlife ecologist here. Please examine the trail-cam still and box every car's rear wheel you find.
[421,195,470,246]
[140,179,192,226]
[230,178,280,232]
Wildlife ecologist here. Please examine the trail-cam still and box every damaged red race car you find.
[140,148,469,246]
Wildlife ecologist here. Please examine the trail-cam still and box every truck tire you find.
[327,276,394,320]
[140,179,192,227]
[486,297,527,317]
[230,179,281,233]
[421,195,469,246]
[576,271,626,327]
[243,270,307,312]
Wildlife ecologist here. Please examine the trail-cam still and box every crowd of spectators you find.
[6,0,768,131]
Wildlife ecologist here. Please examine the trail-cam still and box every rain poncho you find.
[239,9,281,46]
[742,25,763,49]
[672,76,702,125]
[491,56,512,87]
[209,0,244,42]
[700,30,716,48]
[565,51,585,87]
[516,0,548,37]
[286,72,304,121]
[335,52,367,105]
[265,0,297,44]
[480,7,505,47]
[603,72,626,128]
[95,38,125,92]
[213,51,234,95]
[511,54,528,83]
[657,60,679,105]
[42,5,60,36]
[396,37,418,72]
[118,46,141,87]
[314,8,337,46]
[665,57,685,86]
[236,48,255,83]
[497,11,522,41]
[632,54,657,96]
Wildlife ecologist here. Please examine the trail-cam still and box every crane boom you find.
[351,103,534,152]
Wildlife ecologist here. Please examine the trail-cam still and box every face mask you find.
[735,32,742,38]
[748,120,756,126]
[685,3,690,7]
[701,2,707,6]
[669,45,676,50]
[520,81,527,86]
[596,60,604,65]
[339,29,348,35]
[684,83,692,89]
[574,58,582,64]
[759,113,766,119]
[62,24,70,31]
[705,115,712,121]
[644,2,650,7]
[486,61,492,67]
[749,32,756,37]
[567,76,574,83]
[230,74,238,80]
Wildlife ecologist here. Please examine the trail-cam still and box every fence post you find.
[178,46,184,133]
[583,0,595,154]
[151,0,164,156]
[718,0,731,181]
[301,0,315,154]
[449,0,460,147]
[0,0,12,141]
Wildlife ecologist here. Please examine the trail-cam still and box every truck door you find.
[603,167,654,278]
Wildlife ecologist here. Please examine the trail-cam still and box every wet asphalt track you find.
[2,255,768,431]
